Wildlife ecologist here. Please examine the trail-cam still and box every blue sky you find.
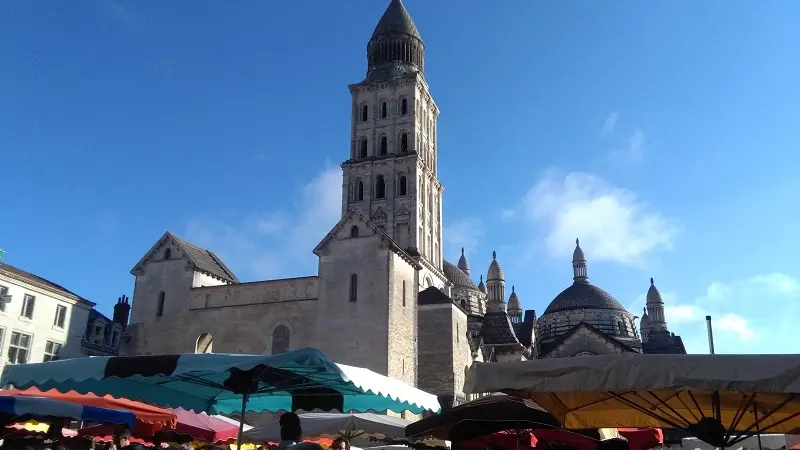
[2,1,798,354]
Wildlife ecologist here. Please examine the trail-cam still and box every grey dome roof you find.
[370,0,421,41]
[573,238,586,262]
[478,275,486,293]
[507,285,521,311]
[543,281,628,315]
[487,251,504,281]
[443,260,476,289]
[457,247,470,273]
[647,277,664,304]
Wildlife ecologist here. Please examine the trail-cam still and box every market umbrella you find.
[463,353,800,448]
[404,394,561,442]
[1,347,440,449]
[3,387,176,426]
[243,413,411,442]
[0,395,134,428]
[79,407,249,444]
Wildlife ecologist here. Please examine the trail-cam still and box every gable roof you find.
[313,208,422,269]
[539,321,638,357]
[0,262,95,306]
[130,232,239,283]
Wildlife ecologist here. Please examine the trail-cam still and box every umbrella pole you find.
[753,403,763,450]
[237,393,250,450]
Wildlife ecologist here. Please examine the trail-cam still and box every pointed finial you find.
[650,277,654,285]
[492,250,497,260]
[461,247,465,256]
[480,275,483,281]
[576,238,580,246]
[512,285,516,293]
[643,306,647,314]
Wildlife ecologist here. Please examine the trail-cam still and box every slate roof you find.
[417,286,452,306]
[479,310,521,347]
[370,0,421,42]
[169,233,239,283]
[643,329,687,354]
[442,260,477,289]
[543,280,627,315]
[0,262,95,306]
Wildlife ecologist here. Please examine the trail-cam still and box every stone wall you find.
[417,302,470,400]
[387,252,418,387]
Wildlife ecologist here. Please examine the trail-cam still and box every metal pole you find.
[753,403,763,450]
[706,315,715,355]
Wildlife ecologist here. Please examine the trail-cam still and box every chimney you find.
[113,294,131,328]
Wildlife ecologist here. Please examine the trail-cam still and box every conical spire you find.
[572,238,588,282]
[457,247,471,276]
[478,275,486,294]
[647,277,664,304]
[366,0,425,81]
[487,251,504,282]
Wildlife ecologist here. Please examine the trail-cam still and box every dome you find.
[366,0,425,81]
[487,251,504,282]
[647,277,664,304]
[457,247,470,274]
[443,260,476,289]
[507,285,521,312]
[478,275,486,293]
[543,281,628,315]
[573,238,586,262]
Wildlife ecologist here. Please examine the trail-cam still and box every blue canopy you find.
[0,395,134,427]
[0,347,440,416]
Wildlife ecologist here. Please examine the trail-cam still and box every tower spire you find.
[572,238,588,282]
[366,0,425,81]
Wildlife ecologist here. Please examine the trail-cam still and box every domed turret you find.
[487,251,504,282]
[644,277,668,330]
[478,275,486,294]
[647,277,664,304]
[508,286,523,323]
[457,247,471,277]
[572,238,588,282]
[366,0,425,81]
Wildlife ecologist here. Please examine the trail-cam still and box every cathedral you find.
[120,0,685,410]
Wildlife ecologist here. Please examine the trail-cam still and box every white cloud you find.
[443,218,485,260]
[522,170,680,265]
[601,112,619,136]
[184,166,342,280]
[642,273,800,354]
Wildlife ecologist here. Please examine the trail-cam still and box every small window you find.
[8,331,32,364]
[381,101,387,118]
[54,305,67,328]
[355,180,364,201]
[375,175,386,199]
[350,226,359,238]
[379,136,388,155]
[400,98,408,115]
[349,273,358,302]
[398,176,408,196]
[195,333,213,354]
[164,248,171,259]
[43,341,62,362]
[402,280,406,307]
[359,138,368,158]
[272,325,291,354]
[400,133,408,153]
[361,104,368,122]
[20,294,35,319]
[0,285,9,312]
[157,291,165,317]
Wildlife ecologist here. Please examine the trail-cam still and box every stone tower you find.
[342,0,443,272]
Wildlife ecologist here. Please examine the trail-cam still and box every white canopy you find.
[242,413,411,442]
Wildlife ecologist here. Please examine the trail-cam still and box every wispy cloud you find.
[601,112,619,136]
[184,166,341,280]
[443,218,485,260]
[520,169,680,265]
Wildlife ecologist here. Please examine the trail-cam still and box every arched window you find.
[380,101,387,119]
[400,133,408,152]
[398,176,407,195]
[349,273,358,302]
[359,138,368,158]
[164,248,171,259]
[156,291,165,317]
[425,276,433,288]
[355,180,364,201]
[375,175,386,199]
[400,98,408,115]
[379,136,388,155]
[195,333,213,354]
[350,225,359,237]
[271,325,290,354]
[361,104,368,122]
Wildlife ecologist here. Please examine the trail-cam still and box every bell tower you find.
[342,0,443,271]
